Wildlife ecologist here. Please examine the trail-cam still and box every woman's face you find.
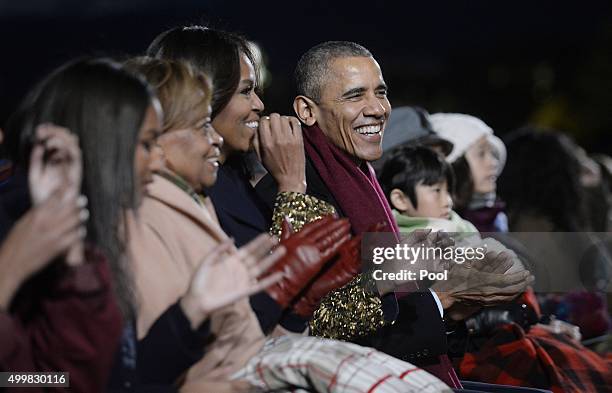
[157,105,223,192]
[134,101,163,204]
[465,135,500,194]
[212,53,264,161]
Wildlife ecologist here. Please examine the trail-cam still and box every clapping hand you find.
[181,234,285,327]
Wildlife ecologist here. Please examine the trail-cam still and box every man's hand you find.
[477,237,526,274]
[181,235,285,328]
[376,229,455,295]
[258,114,306,193]
[431,250,534,311]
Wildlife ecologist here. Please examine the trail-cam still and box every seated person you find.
[378,144,478,237]
[379,145,612,392]
[125,57,451,393]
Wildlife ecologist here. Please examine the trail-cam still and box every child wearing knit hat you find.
[429,113,508,232]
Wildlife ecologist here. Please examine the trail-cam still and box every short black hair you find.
[295,41,372,102]
[379,145,454,209]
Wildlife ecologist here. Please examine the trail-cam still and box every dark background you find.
[1,0,611,153]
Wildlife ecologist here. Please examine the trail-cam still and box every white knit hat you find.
[429,113,506,172]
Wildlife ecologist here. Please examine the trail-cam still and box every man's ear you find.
[390,188,414,213]
[293,95,318,126]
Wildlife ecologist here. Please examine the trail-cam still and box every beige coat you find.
[127,174,265,381]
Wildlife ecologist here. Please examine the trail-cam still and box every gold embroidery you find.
[310,275,388,341]
[271,192,388,341]
[270,192,336,237]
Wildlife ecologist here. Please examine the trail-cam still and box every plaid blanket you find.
[458,323,612,393]
[235,334,452,392]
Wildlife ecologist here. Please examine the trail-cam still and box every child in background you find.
[380,144,612,392]
[378,144,479,238]
[429,113,508,233]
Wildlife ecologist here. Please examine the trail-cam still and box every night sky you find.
[1,0,611,152]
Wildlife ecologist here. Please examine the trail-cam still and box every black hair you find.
[379,145,454,209]
[498,127,587,231]
[146,25,257,119]
[450,156,474,211]
[295,41,372,102]
[13,58,154,316]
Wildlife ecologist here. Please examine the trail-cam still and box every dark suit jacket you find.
[206,161,309,333]
[206,162,271,248]
[256,156,449,364]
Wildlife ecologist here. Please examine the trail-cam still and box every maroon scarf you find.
[303,124,399,236]
[303,125,462,388]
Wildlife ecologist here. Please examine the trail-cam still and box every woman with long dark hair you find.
[0,58,160,392]
[147,26,335,242]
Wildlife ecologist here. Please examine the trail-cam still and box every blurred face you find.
[157,105,223,192]
[135,101,163,204]
[313,56,390,162]
[465,136,499,194]
[212,53,264,162]
[409,181,453,219]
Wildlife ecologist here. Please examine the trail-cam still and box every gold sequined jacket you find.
[270,191,388,341]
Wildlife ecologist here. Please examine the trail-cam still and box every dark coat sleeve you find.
[354,291,448,362]
[136,301,212,385]
[0,256,123,393]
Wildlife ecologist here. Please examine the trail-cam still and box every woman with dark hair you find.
[0,58,160,392]
[498,127,611,336]
[147,26,334,242]
[449,127,612,392]
[498,128,586,232]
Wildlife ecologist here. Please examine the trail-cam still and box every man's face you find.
[314,56,391,162]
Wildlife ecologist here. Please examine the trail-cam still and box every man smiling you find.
[257,41,545,393]
[294,53,390,163]
[257,41,460,387]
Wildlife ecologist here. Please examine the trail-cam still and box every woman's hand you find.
[431,251,534,310]
[292,233,362,318]
[180,366,254,393]
[265,216,351,308]
[258,114,306,193]
[180,235,285,328]
[29,124,82,204]
[0,191,87,310]
[29,124,85,266]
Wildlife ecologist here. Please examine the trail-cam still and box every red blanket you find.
[459,323,612,393]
